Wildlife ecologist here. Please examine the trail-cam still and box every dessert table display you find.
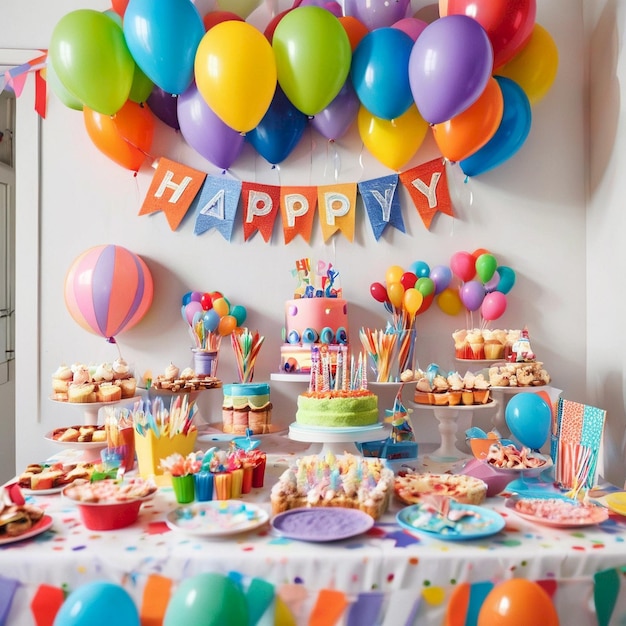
[3,434,626,626]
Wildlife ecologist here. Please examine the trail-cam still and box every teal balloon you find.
[496,265,516,294]
[230,305,247,327]
[460,76,531,177]
[53,582,139,626]
[409,260,430,278]
[164,573,248,626]
[505,393,551,450]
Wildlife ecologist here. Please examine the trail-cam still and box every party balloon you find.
[480,291,507,321]
[351,28,415,120]
[370,281,388,303]
[496,23,558,105]
[459,76,532,177]
[429,264,452,294]
[190,291,203,302]
[200,293,213,310]
[49,9,134,115]
[460,280,485,311]
[212,297,230,317]
[203,309,220,332]
[203,10,244,30]
[387,282,405,308]
[444,0,537,70]
[230,304,247,326]
[45,58,83,111]
[264,7,295,43]
[185,301,203,325]
[83,100,155,172]
[358,104,428,171]
[146,87,180,130]
[437,287,462,316]
[311,80,360,141]
[195,21,277,132]
[403,288,423,316]
[400,271,418,291]
[216,0,262,19]
[392,17,428,41]
[344,0,410,31]
[478,578,558,626]
[385,265,405,285]
[496,265,516,294]
[218,314,238,336]
[432,76,503,162]
[178,82,245,169]
[182,291,193,306]
[273,6,352,116]
[408,15,493,124]
[484,270,500,292]
[506,393,552,449]
[124,0,204,95]
[475,253,498,283]
[450,250,475,282]
[64,245,153,340]
[53,581,139,626]
[164,573,248,626]
[338,16,369,51]
[128,64,154,104]
[417,291,435,314]
[409,260,430,278]
[247,86,308,164]
[415,277,435,297]
[300,0,342,16]
[471,247,490,261]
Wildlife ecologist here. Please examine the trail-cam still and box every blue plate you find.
[396,501,505,541]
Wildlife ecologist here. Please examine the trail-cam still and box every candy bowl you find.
[62,478,157,531]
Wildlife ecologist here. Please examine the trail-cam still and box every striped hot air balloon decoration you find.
[64,245,153,341]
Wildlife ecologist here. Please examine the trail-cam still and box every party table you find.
[3,436,626,626]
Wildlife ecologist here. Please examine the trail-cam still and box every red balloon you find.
[450,251,476,282]
[202,10,244,31]
[417,291,435,315]
[400,271,418,291]
[200,292,213,311]
[370,281,388,303]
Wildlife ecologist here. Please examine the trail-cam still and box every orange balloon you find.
[477,579,559,626]
[471,248,491,262]
[83,100,155,171]
[432,77,504,162]
[218,314,237,336]
[338,16,369,51]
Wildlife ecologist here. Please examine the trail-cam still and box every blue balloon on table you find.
[505,393,552,451]
[53,582,139,626]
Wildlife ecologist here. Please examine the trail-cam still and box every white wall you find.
[5,1,610,480]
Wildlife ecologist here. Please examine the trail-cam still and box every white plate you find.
[22,486,64,496]
[165,500,269,537]
[0,515,53,545]
[44,432,108,450]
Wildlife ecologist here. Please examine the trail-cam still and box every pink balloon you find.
[185,301,204,325]
[392,17,428,41]
[450,251,475,282]
[481,291,507,320]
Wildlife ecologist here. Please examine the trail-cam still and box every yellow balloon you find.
[403,287,423,316]
[195,21,277,133]
[496,24,559,105]
[385,265,404,285]
[387,282,405,309]
[212,297,230,317]
[437,288,462,316]
[358,104,428,171]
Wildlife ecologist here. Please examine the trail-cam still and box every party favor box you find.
[135,430,198,486]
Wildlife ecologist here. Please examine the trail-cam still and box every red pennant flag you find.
[280,186,318,244]
[30,584,64,626]
[399,158,454,230]
[241,182,281,242]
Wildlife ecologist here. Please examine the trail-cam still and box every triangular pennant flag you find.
[34,69,47,119]
[139,157,206,231]
[358,174,405,240]
[345,592,384,626]
[245,577,276,625]
[307,589,348,626]
[193,175,242,241]
[30,584,65,626]
[594,568,620,626]
[0,576,19,626]
[317,182,357,242]
[241,182,281,242]
[140,574,172,626]
[399,158,454,230]
[280,185,318,244]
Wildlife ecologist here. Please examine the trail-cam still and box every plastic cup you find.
[214,472,232,500]
[252,453,267,488]
[171,475,195,504]
[194,472,214,502]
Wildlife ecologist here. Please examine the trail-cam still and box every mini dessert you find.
[222,383,272,435]
[51,360,136,402]
[96,383,122,403]
[411,366,491,406]
[18,462,95,491]
[93,362,114,383]
[50,424,106,443]
[151,364,221,392]
[488,362,551,387]
[394,471,488,506]
[67,383,96,403]
[112,358,132,380]
[484,443,548,470]
[51,365,73,393]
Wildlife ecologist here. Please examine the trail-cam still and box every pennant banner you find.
[241,182,281,242]
[193,175,242,241]
[280,186,318,244]
[318,183,357,243]
[358,174,405,240]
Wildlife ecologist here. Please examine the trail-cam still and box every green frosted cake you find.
[295,389,379,428]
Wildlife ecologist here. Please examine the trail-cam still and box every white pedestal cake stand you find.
[288,422,390,456]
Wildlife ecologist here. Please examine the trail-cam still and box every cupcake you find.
[472,374,491,404]
[466,329,485,360]
[164,362,180,381]
[93,362,114,383]
[72,364,91,385]
[483,330,504,360]
[52,364,73,393]
[112,358,131,380]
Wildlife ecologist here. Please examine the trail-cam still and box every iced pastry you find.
[164,363,180,381]
[93,362,114,383]
[52,365,73,393]
[112,358,131,379]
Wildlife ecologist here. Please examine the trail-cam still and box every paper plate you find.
[396,502,505,541]
[166,500,269,537]
[601,492,626,516]
[271,507,374,542]
[0,515,53,545]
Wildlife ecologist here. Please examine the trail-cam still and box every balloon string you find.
[333,142,340,183]
[357,142,365,183]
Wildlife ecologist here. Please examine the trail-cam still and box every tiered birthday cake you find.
[280,258,348,374]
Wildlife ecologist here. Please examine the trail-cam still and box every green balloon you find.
[475,253,498,284]
[272,6,351,116]
[49,9,134,115]
[46,58,83,111]
[164,573,248,626]
[415,276,435,297]
[129,64,154,104]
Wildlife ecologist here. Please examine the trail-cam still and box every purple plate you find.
[271,507,374,542]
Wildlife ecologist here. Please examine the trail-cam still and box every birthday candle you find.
[361,351,368,389]
[335,348,343,391]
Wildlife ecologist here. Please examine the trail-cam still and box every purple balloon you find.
[484,270,500,292]
[460,280,485,312]
[408,15,493,124]
[147,86,180,130]
[392,17,428,41]
[344,0,410,30]
[299,0,342,17]
[429,264,452,294]
[311,81,360,141]
[177,83,245,170]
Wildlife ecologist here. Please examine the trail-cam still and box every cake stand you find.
[288,422,390,456]
[50,396,140,426]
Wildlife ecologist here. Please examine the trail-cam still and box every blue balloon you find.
[247,86,308,165]
[351,28,415,120]
[496,265,516,294]
[181,291,192,306]
[459,76,532,177]
[53,582,139,626]
[124,0,204,95]
[203,309,220,332]
[505,393,552,450]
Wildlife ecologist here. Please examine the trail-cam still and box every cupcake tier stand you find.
[50,397,140,426]
[288,422,391,456]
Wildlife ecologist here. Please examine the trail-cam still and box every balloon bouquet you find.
[363,261,436,381]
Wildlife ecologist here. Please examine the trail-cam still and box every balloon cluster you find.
[436,249,516,326]
[181,290,247,349]
[47,0,557,174]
